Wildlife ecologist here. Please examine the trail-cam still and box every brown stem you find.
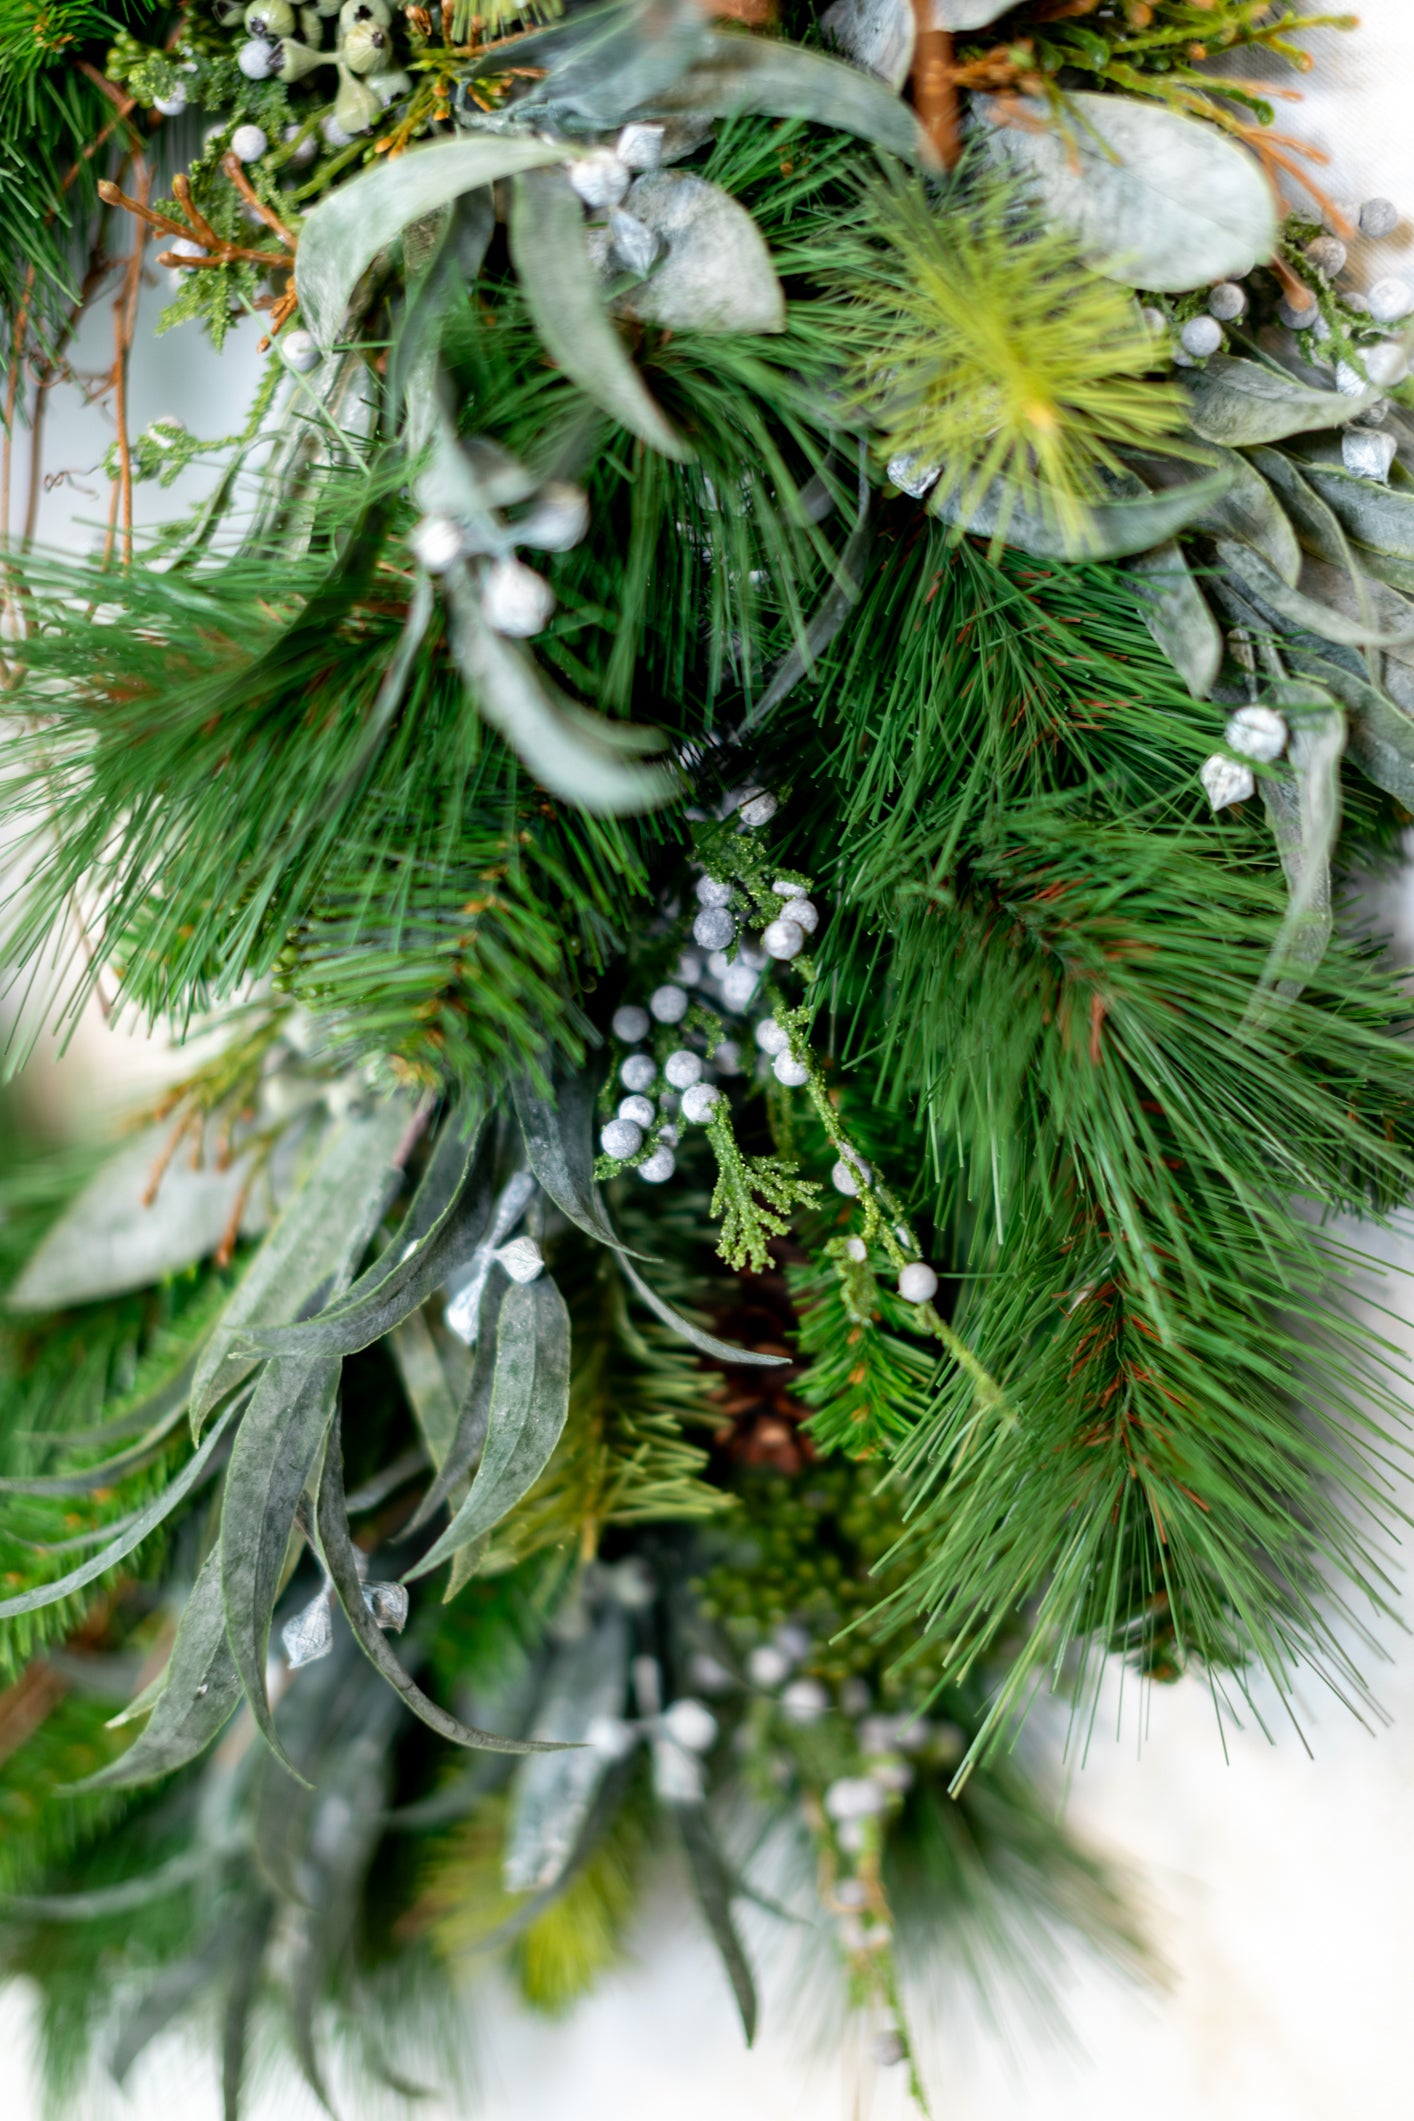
[221,151,299,248]
[910,9,960,169]
[106,159,149,570]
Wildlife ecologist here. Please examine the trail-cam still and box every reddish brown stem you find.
[911,8,960,169]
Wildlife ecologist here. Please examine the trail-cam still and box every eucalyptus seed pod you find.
[272,37,330,80]
[333,63,384,132]
[341,18,391,73]
[245,0,296,33]
[338,0,391,25]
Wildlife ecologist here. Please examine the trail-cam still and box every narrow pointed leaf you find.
[1286,644,1414,808]
[191,1100,414,1431]
[931,466,1233,561]
[1301,464,1414,562]
[1125,541,1222,699]
[389,1308,461,1470]
[0,1845,216,1920]
[673,1802,758,2044]
[405,1270,508,1531]
[1215,539,1414,648]
[295,136,566,348]
[0,1384,195,1494]
[316,1421,571,1755]
[1254,695,1347,1004]
[509,167,690,461]
[1194,445,1302,586]
[220,1357,342,1776]
[513,1068,647,1255]
[619,1253,788,1366]
[0,1397,240,1619]
[405,1276,572,1583]
[112,1926,239,2087]
[66,1548,243,1791]
[504,1606,632,1892]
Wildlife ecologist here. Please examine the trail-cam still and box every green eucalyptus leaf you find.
[504,1606,632,1891]
[1125,541,1223,699]
[652,32,939,167]
[1301,464,1414,561]
[0,1845,216,1920]
[513,1068,648,1256]
[0,1396,240,1620]
[295,136,567,348]
[1184,358,1377,446]
[220,1355,343,1777]
[508,167,691,459]
[485,0,712,126]
[673,1801,758,2045]
[1298,554,1414,671]
[981,93,1276,292]
[931,465,1233,560]
[1194,445,1302,585]
[316,1418,571,1754]
[1215,539,1414,649]
[404,1271,507,1532]
[616,172,785,335]
[444,565,679,815]
[1254,691,1347,1006]
[112,1928,240,2088]
[403,1276,572,1584]
[66,1548,243,1792]
[619,1252,788,1366]
[1285,645,1414,808]
[190,1099,414,1432]
[6,1127,258,1313]
[389,1308,461,1470]
[1249,445,1354,567]
[819,0,914,91]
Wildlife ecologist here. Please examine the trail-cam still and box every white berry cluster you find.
[410,479,589,639]
[232,0,411,140]
[1200,700,1289,813]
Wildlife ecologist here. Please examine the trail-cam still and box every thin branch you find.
[106,158,150,570]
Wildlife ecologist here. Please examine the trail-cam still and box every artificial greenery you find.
[1,0,1413,2109]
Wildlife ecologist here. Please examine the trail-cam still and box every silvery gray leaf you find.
[283,1585,335,1669]
[1191,444,1303,586]
[503,1607,631,1893]
[295,136,567,347]
[931,462,1234,561]
[648,31,937,167]
[820,0,913,91]
[1301,464,1414,561]
[363,1580,409,1632]
[569,148,630,208]
[1184,356,1380,446]
[1126,541,1223,700]
[7,1126,258,1312]
[617,173,785,335]
[981,92,1277,292]
[1252,694,1346,1006]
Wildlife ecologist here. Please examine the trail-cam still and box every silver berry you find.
[1224,705,1287,763]
[845,1236,868,1263]
[237,38,275,76]
[638,1147,675,1183]
[1179,315,1223,359]
[692,906,735,951]
[772,1052,809,1088]
[600,1118,643,1159]
[1360,198,1400,239]
[1305,235,1347,277]
[755,1018,789,1055]
[618,1094,655,1128]
[1207,281,1247,322]
[762,918,805,962]
[720,963,760,1010]
[696,875,733,908]
[620,1052,656,1092]
[712,1039,742,1075]
[230,123,269,161]
[680,1082,719,1124]
[409,514,463,574]
[1367,277,1414,323]
[280,328,321,373]
[778,897,818,935]
[482,556,554,637]
[736,790,778,829]
[649,984,688,1024]
[898,1262,938,1304]
[612,1004,650,1042]
[664,1049,702,1089]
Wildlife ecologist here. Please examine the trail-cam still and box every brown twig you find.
[910,6,960,169]
[104,160,150,570]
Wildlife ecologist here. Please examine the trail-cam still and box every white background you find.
[6,10,1414,2115]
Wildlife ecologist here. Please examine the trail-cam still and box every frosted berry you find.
[649,984,688,1024]
[661,1698,717,1753]
[618,1094,655,1128]
[696,875,733,908]
[680,1082,719,1124]
[898,1262,939,1304]
[237,39,275,77]
[612,1004,650,1042]
[1368,277,1414,323]
[736,791,777,828]
[1305,236,1347,277]
[779,896,818,935]
[1179,315,1223,359]
[692,905,735,951]
[754,1018,789,1056]
[772,1052,809,1087]
[620,1052,656,1092]
[280,329,321,373]
[230,123,269,161]
[1360,198,1400,239]
[409,515,463,574]
[1207,282,1247,322]
[482,556,554,637]
[762,918,805,961]
[600,1118,643,1159]
[720,963,760,1009]
[638,1147,675,1183]
[845,1236,868,1263]
[712,1039,742,1075]
[1224,705,1287,763]
[664,1049,702,1089]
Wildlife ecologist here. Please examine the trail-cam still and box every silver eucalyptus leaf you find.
[615,172,785,335]
[981,93,1277,292]
[1126,541,1223,700]
[503,1606,632,1893]
[1184,356,1380,446]
[820,0,914,90]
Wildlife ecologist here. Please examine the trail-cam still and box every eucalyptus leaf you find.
[1192,445,1302,586]
[444,565,679,815]
[0,1397,240,1620]
[0,1844,216,1920]
[1249,445,1353,568]
[405,1271,508,1532]
[112,1928,240,2089]
[295,136,567,348]
[0,1383,194,1495]
[513,1067,648,1256]
[982,94,1276,292]
[741,449,872,731]
[1184,358,1378,446]
[508,167,690,459]
[484,0,712,126]
[190,1099,413,1432]
[404,1276,572,1584]
[619,1253,788,1366]
[1254,693,1347,1005]
[1215,539,1414,649]
[504,1606,632,1892]
[316,1419,571,1754]
[931,465,1233,560]
[66,1547,242,1792]
[1125,542,1223,700]
[1299,555,1414,672]
[1301,464,1414,562]
[220,1356,342,1777]
[389,1308,461,1469]
[6,1127,257,1313]
[616,172,785,335]
[673,1801,758,2045]
[1285,645,1414,808]
[651,32,938,167]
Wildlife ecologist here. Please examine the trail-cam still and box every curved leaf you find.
[508,167,690,460]
[1215,539,1414,649]
[1194,445,1302,586]
[1301,465,1414,563]
[404,1270,508,1533]
[1184,358,1377,447]
[618,172,785,336]
[66,1548,242,1792]
[513,1068,648,1256]
[504,1606,632,1892]
[619,1252,788,1367]
[982,93,1276,292]
[296,137,567,348]
[1125,541,1222,700]
[653,32,939,167]
[931,465,1234,560]
[0,1397,240,1620]
[0,1846,217,1921]
[404,1276,573,1584]
[1252,696,1346,1005]
[316,1420,571,1755]
[220,1356,342,1778]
